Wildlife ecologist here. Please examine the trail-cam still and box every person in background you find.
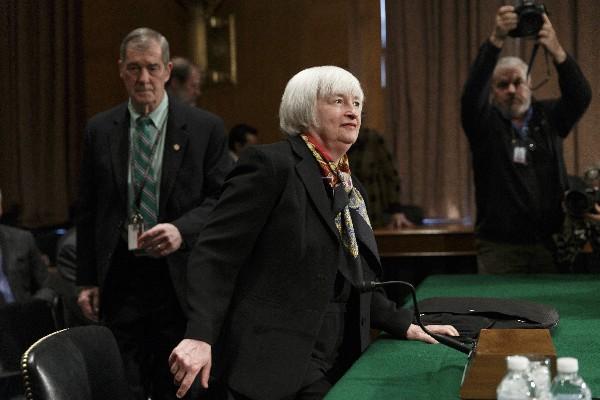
[461,6,592,274]
[0,188,54,305]
[54,227,97,327]
[554,167,600,272]
[228,123,258,162]
[168,66,458,400]
[166,56,202,107]
[76,27,231,400]
[348,124,421,229]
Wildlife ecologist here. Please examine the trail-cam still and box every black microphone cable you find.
[360,280,473,355]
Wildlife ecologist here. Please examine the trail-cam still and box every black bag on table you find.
[413,297,560,340]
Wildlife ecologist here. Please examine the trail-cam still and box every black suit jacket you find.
[184,136,412,399]
[0,224,53,303]
[76,98,232,309]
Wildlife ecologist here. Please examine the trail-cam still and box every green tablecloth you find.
[326,274,600,399]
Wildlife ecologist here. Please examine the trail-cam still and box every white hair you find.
[493,56,528,79]
[279,66,364,136]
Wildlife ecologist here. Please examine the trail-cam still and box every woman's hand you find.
[406,323,460,344]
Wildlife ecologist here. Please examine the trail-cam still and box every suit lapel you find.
[109,106,130,207]
[290,136,383,281]
[350,207,382,274]
[350,179,381,265]
[159,103,189,218]
[289,136,339,239]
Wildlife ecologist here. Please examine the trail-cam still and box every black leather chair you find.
[0,299,57,400]
[20,325,133,400]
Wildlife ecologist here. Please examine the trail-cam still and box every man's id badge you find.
[127,214,145,250]
[513,146,527,165]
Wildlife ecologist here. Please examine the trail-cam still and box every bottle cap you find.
[507,355,529,371]
[557,357,579,373]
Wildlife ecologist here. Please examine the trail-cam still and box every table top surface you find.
[374,224,475,236]
[326,274,600,400]
[374,224,476,257]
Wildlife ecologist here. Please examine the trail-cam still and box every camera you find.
[508,0,547,38]
[564,168,600,218]
[564,188,600,218]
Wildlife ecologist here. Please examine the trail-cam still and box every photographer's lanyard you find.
[512,107,533,165]
[527,43,552,91]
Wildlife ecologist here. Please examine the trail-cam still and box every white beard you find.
[494,96,531,120]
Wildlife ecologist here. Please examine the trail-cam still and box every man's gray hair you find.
[493,56,528,79]
[279,66,364,136]
[119,27,170,65]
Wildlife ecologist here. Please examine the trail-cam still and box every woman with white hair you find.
[169,66,458,400]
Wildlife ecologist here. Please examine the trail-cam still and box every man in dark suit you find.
[227,123,258,162]
[54,227,96,327]
[0,189,54,305]
[76,27,232,400]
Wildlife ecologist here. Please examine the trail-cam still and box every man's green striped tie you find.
[132,116,158,228]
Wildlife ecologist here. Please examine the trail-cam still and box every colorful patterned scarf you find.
[301,134,372,259]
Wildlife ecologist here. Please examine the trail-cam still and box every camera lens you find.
[509,1,546,38]
[565,190,592,217]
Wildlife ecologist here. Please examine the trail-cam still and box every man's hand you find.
[584,203,600,223]
[537,14,567,63]
[387,212,415,230]
[406,323,460,344]
[490,5,518,47]
[169,339,212,398]
[77,286,100,322]
[138,223,182,258]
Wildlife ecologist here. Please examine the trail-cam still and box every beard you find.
[493,95,531,120]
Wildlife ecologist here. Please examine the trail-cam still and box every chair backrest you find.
[20,325,133,400]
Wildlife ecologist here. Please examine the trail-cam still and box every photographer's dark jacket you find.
[461,40,592,244]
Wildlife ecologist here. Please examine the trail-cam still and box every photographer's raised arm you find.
[537,14,566,64]
[490,6,518,48]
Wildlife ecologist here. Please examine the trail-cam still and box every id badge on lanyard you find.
[127,213,145,250]
[513,145,527,165]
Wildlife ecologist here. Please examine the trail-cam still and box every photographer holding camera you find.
[555,168,600,272]
[461,3,592,274]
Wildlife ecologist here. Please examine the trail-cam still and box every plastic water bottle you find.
[550,357,591,400]
[497,355,536,400]
[530,358,552,400]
